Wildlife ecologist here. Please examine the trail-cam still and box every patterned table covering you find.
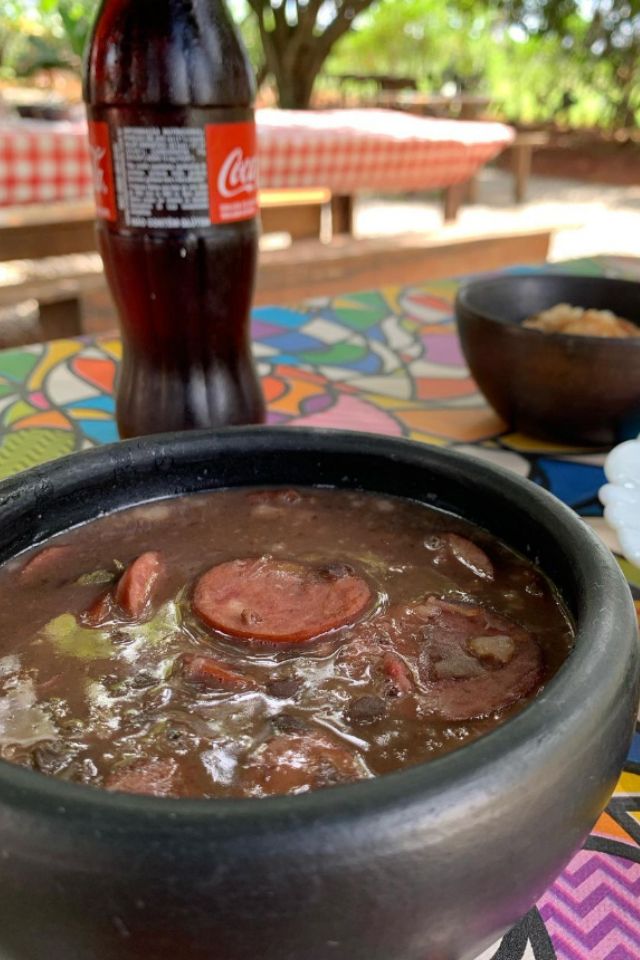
[0,119,93,206]
[0,109,513,207]
[0,255,638,960]
[256,109,513,192]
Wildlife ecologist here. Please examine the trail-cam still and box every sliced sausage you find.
[340,595,542,721]
[192,557,372,643]
[82,590,113,627]
[105,757,179,797]
[82,553,163,625]
[336,615,417,685]
[114,552,163,620]
[20,546,72,583]
[426,534,494,580]
[180,654,255,691]
[415,597,542,721]
[444,534,494,580]
[239,732,364,796]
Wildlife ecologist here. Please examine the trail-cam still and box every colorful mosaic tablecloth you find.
[0,255,638,960]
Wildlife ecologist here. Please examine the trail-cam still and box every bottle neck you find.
[84,0,255,109]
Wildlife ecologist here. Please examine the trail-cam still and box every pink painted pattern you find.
[538,851,640,959]
[289,392,404,435]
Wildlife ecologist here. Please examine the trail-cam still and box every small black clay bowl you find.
[0,427,636,960]
[455,274,640,446]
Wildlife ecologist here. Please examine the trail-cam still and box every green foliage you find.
[230,1,265,75]
[38,0,98,59]
[0,0,636,127]
[5,32,74,77]
[0,0,97,76]
[327,0,491,93]
[327,0,640,128]
[496,0,640,127]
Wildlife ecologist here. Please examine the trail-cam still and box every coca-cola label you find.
[87,118,257,228]
[87,120,117,221]
[206,122,258,224]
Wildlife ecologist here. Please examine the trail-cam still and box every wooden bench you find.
[0,201,97,262]
[260,188,330,240]
[0,299,42,349]
[0,251,105,343]
[0,188,332,261]
[255,227,553,304]
[0,189,332,343]
[0,198,109,343]
[0,199,553,340]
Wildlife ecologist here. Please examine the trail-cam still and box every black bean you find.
[266,677,302,699]
[130,671,158,690]
[317,562,355,582]
[345,695,386,726]
[111,631,135,647]
[31,742,76,776]
[271,713,310,734]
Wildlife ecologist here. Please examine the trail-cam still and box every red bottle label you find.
[206,122,258,224]
[87,117,257,228]
[87,121,117,221]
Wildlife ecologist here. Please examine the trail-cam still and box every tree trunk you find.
[248,1,378,110]
[611,52,639,130]
[273,61,319,109]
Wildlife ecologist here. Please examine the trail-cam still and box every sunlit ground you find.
[355,167,640,261]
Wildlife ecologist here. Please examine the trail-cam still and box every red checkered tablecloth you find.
[257,109,514,192]
[0,109,513,209]
[0,119,94,206]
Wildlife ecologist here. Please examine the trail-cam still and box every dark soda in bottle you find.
[84,0,265,438]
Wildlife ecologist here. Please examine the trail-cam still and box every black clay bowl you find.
[0,427,637,960]
[455,274,640,445]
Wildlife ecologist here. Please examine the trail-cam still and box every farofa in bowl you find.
[455,273,640,444]
[523,304,640,339]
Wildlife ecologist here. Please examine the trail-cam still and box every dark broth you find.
[0,487,574,798]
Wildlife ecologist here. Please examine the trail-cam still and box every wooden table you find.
[0,255,638,960]
[509,131,552,203]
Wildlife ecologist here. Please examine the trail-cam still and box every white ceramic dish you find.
[599,435,640,567]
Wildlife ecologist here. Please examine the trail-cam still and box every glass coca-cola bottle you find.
[84,0,266,438]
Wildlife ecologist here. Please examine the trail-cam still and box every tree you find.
[497,0,640,127]
[37,0,98,59]
[0,0,98,77]
[328,0,492,95]
[244,0,380,108]
[0,2,77,78]
[330,0,640,128]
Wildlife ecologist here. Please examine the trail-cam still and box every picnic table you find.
[0,253,638,959]
[0,110,513,223]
